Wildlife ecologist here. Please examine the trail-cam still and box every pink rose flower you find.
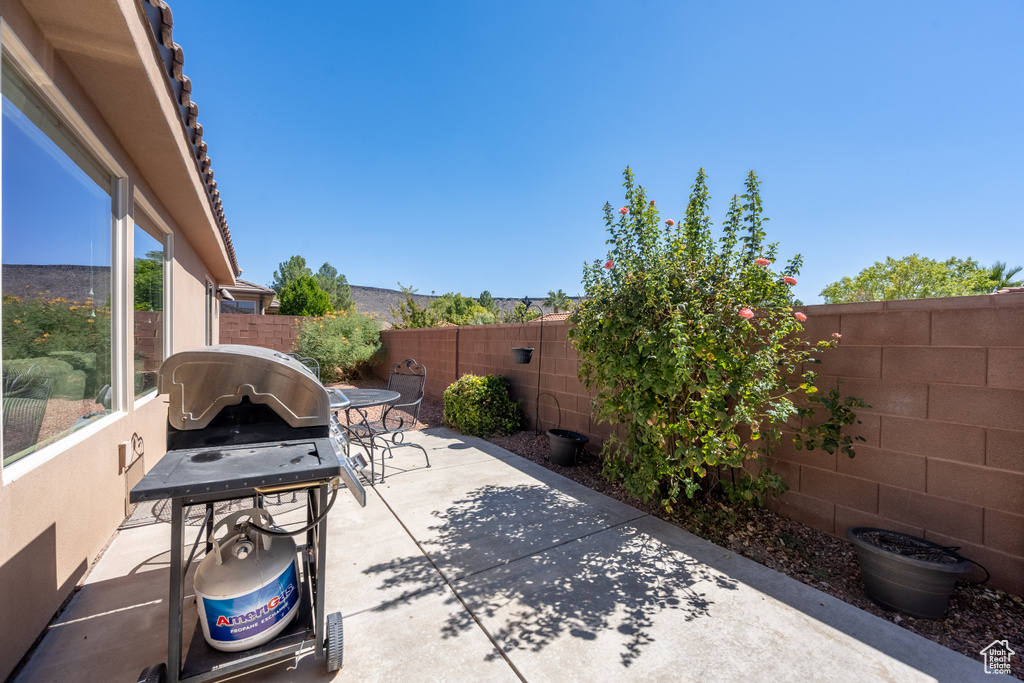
[794,312,807,321]
[738,308,754,319]
[832,332,842,339]
[604,260,614,270]
[619,207,628,215]
[755,258,771,266]
[783,276,797,285]
[665,219,675,226]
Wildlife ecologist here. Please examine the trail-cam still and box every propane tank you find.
[194,508,300,652]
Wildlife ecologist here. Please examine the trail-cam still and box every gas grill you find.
[130,344,367,683]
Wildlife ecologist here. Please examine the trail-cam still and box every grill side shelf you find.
[129,439,341,503]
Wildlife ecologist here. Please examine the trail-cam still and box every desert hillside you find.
[350,285,577,323]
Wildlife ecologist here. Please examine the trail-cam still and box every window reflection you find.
[134,223,163,398]
[220,300,255,314]
[2,59,114,466]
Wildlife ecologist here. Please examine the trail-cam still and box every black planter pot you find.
[511,347,533,364]
[546,429,588,467]
[847,527,972,619]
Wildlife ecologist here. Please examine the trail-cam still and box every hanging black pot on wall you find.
[846,527,975,620]
[546,429,588,467]
[512,347,533,364]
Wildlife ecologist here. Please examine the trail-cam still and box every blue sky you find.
[168,0,1023,304]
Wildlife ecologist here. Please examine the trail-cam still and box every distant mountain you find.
[349,285,579,324]
[3,264,112,304]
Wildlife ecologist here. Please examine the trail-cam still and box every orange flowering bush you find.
[570,167,863,511]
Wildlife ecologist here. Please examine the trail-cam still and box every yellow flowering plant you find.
[293,310,381,382]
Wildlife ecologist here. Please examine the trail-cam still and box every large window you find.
[220,299,255,314]
[2,58,115,466]
[133,215,165,399]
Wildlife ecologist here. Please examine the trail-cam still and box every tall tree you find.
[278,275,331,316]
[543,288,571,313]
[270,255,311,294]
[313,262,354,311]
[429,293,495,326]
[820,255,990,303]
[501,297,541,323]
[987,261,1023,291]
[477,290,497,314]
[133,250,163,311]
[390,283,435,329]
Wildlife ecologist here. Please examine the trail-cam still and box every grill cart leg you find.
[168,498,185,683]
[312,483,329,661]
[327,612,343,671]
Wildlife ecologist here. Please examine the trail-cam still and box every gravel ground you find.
[332,380,1023,678]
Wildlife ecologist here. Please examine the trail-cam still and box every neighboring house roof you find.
[143,0,238,277]
[221,279,275,296]
[221,279,279,313]
[529,312,572,323]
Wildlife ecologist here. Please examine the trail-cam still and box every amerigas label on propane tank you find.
[199,561,299,646]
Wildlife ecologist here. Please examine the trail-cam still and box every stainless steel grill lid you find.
[159,345,330,431]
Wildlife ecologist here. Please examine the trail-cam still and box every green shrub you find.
[570,167,863,513]
[279,275,332,316]
[390,286,497,328]
[293,310,381,382]
[48,351,100,395]
[443,374,521,437]
[3,294,111,394]
[429,292,495,325]
[4,357,86,400]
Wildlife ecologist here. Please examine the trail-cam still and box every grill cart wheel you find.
[327,612,344,671]
[137,663,166,683]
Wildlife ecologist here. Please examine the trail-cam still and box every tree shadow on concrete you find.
[363,483,737,668]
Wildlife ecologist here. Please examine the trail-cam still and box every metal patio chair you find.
[2,367,54,460]
[349,358,430,482]
[283,352,361,501]
[286,353,321,382]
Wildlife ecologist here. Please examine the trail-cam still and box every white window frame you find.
[205,278,215,346]
[1,21,130,482]
[131,191,173,407]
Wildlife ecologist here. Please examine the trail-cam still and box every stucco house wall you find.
[0,1,238,677]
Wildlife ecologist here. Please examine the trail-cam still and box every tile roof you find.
[143,1,239,276]
[529,311,572,323]
[222,279,275,296]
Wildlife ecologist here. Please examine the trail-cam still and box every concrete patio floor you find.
[14,428,993,682]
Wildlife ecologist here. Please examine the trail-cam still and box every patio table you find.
[336,388,400,483]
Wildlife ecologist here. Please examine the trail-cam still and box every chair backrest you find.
[286,353,321,382]
[385,359,426,429]
[2,368,54,458]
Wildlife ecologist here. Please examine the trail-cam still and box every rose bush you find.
[569,167,862,512]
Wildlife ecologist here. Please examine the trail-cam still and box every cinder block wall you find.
[379,294,1024,594]
[219,314,304,353]
[378,322,604,442]
[133,311,163,374]
[377,327,459,401]
[771,294,1024,594]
